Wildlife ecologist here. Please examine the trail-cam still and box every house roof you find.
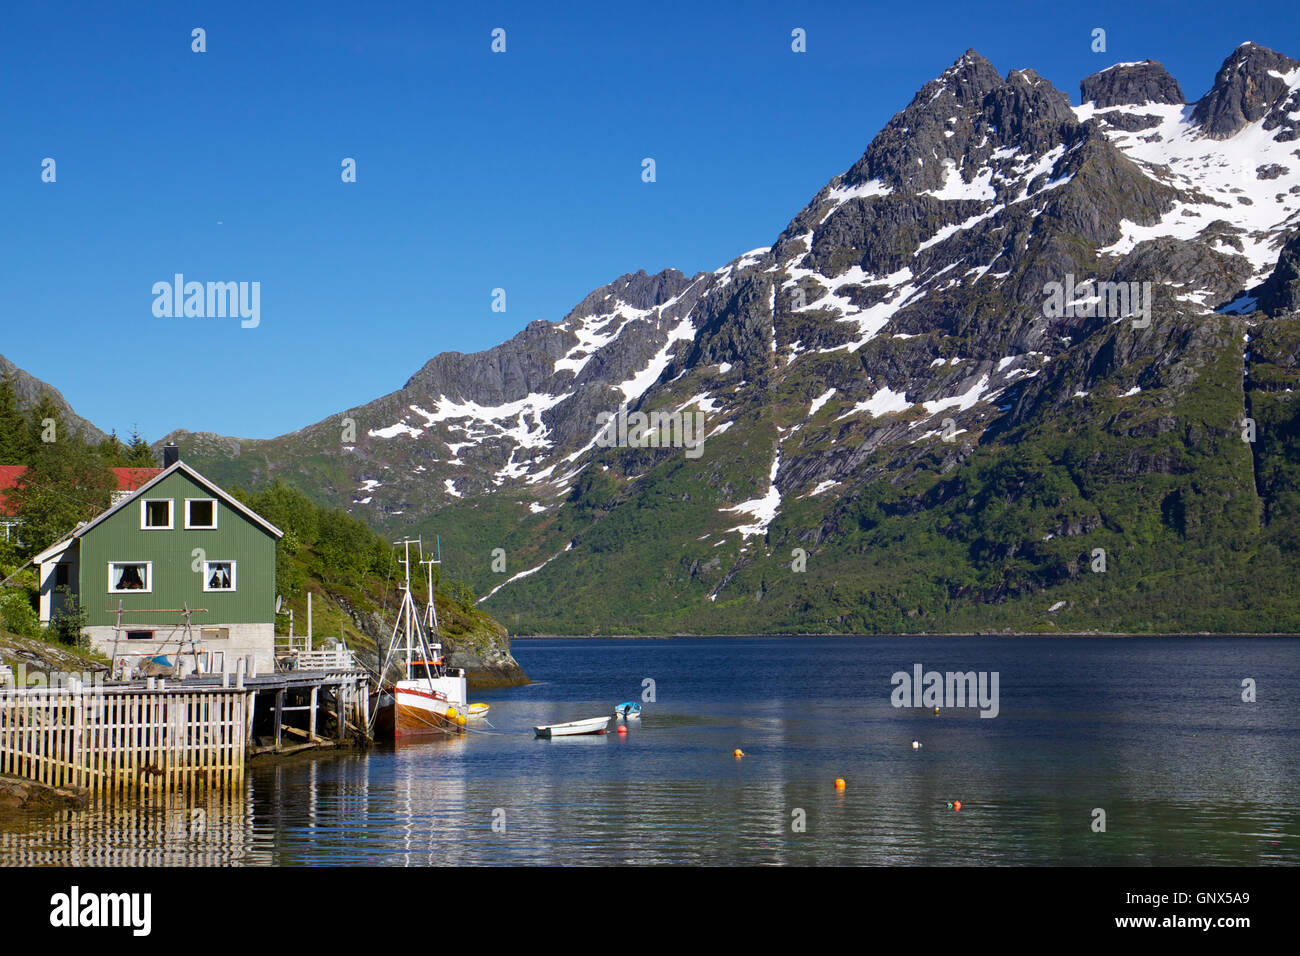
[0,465,163,516]
[29,460,282,561]
[81,460,283,540]
[0,466,24,517]
[110,467,162,493]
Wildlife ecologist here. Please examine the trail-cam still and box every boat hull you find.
[535,716,611,738]
[374,674,469,739]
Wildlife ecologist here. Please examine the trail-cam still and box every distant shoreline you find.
[510,631,1300,639]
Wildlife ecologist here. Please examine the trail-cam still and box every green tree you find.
[125,427,156,467]
[0,373,32,464]
[9,398,114,558]
[50,588,89,649]
[97,430,128,467]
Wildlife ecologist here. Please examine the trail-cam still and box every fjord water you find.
[2,637,1297,866]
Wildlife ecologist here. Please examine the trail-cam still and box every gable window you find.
[141,499,173,529]
[109,562,152,593]
[125,630,154,641]
[185,498,217,529]
[203,561,236,592]
[54,564,70,588]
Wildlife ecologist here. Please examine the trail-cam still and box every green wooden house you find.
[34,451,283,674]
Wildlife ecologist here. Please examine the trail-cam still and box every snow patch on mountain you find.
[922,373,995,415]
[808,388,837,417]
[1086,95,1300,278]
[615,314,696,402]
[836,385,912,420]
[926,158,996,201]
[721,451,782,538]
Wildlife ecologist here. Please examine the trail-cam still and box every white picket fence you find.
[0,685,246,799]
[292,648,355,670]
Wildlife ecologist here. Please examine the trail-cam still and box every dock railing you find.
[291,648,356,670]
[275,635,310,655]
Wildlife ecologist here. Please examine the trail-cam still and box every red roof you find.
[111,467,161,492]
[0,465,162,516]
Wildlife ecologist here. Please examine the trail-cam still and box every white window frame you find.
[185,498,219,530]
[108,561,153,594]
[140,498,173,530]
[202,560,237,593]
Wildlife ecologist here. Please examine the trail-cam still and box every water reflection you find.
[0,788,269,866]
[1,638,1297,866]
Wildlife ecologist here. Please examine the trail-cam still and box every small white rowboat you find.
[534,716,611,738]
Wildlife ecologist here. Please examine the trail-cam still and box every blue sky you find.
[4,0,1298,441]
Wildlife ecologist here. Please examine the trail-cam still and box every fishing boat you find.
[534,716,611,738]
[371,539,469,739]
[613,701,641,719]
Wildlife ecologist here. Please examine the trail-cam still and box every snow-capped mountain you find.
[166,42,1300,634]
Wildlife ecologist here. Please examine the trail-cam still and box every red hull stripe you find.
[398,687,449,703]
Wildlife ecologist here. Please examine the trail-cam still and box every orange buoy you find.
[617,725,628,735]
[953,800,962,811]
[834,778,846,790]
[734,748,744,757]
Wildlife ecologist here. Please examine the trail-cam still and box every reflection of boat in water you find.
[614,701,641,719]
[371,540,468,739]
[535,716,610,738]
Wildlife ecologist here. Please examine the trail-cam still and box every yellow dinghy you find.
[468,703,490,719]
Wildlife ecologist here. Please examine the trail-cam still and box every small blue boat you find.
[613,701,642,719]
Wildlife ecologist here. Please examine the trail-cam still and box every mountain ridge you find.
[49,42,1300,633]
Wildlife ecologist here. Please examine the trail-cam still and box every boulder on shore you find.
[0,773,89,812]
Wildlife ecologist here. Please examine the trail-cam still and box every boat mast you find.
[420,539,440,637]
[401,538,414,668]
[375,537,430,687]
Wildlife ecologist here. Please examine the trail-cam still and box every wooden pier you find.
[0,668,371,800]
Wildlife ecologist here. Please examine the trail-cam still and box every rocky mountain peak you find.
[1080,60,1185,108]
[149,42,1300,637]
[567,268,695,321]
[984,68,1076,148]
[1191,41,1300,138]
[842,49,1004,192]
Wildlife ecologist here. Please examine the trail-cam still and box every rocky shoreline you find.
[0,774,88,812]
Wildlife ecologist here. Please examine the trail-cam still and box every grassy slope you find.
[471,315,1300,634]
[174,313,1300,636]
[273,527,514,678]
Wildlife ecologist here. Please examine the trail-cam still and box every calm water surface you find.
[2,637,1297,865]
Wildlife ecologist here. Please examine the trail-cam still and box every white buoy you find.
[912,740,921,750]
